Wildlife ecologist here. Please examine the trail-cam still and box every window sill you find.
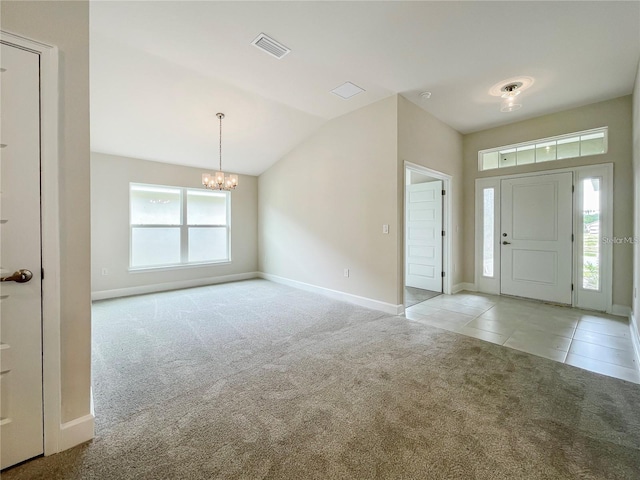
[128,260,231,274]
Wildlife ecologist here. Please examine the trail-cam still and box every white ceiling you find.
[90,1,640,176]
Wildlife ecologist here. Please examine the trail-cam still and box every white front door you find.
[500,172,573,304]
[0,43,44,469]
[405,181,443,292]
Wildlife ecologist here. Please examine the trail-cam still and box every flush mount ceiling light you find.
[500,83,523,112]
[202,113,238,191]
[489,76,534,113]
[331,82,365,99]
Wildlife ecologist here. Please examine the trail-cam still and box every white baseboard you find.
[259,272,404,315]
[91,272,260,301]
[611,304,631,317]
[59,413,94,451]
[452,282,476,294]
[630,312,640,374]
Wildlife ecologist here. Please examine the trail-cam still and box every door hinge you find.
[571,283,574,291]
[572,234,574,242]
[41,268,44,280]
[442,190,446,196]
[572,185,575,193]
[441,271,445,278]
[442,230,445,236]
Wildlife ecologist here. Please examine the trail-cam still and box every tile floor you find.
[405,291,640,384]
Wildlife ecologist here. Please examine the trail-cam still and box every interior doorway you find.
[404,162,452,307]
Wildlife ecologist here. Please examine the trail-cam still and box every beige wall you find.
[397,96,465,296]
[632,62,640,331]
[1,1,91,423]
[259,96,399,305]
[91,153,258,294]
[463,96,634,307]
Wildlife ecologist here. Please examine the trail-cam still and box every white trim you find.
[629,312,640,374]
[453,283,477,294]
[611,304,632,318]
[59,414,94,451]
[403,162,453,296]
[260,273,404,315]
[91,272,260,301]
[1,30,63,456]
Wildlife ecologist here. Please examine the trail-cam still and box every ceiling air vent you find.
[251,33,290,59]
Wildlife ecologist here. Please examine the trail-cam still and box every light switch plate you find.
[383,224,389,234]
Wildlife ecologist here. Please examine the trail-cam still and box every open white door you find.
[500,172,573,304]
[405,181,443,292]
[0,43,44,469]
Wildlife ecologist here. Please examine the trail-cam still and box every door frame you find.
[404,162,452,296]
[474,163,613,312]
[1,31,62,456]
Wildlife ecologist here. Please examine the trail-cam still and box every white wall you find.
[259,96,400,307]
[463,96,634,308]
[397,96,465,295]
[1,0,92,425]
[91,153,258,298]
[631,61,640,352]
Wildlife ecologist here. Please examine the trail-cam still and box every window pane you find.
[581,132,605,156]
[516,145,535,165]
[188,227,228,262]
[483,188,494,277]
[557,136,580,159]
[131,185,181,225]
[187,190,227,225]
[131,227,181,267]
[498,149,516,168]
[582,178,600,290]
[482,152,499,170]
[536,141,556,162]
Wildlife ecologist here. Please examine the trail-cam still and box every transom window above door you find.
[129,183,230,269]
[478,127,608,171]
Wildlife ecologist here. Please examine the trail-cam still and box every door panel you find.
[0,43,44,469]
[405,181,442,292]
[500,173,573,304]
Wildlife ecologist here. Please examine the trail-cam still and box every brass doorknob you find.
[0,269,33,283]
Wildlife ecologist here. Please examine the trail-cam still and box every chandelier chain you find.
[219,113,223,171]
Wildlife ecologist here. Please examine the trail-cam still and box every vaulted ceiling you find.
[90,1,640,175]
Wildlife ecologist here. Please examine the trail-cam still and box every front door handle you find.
[0,269,33,283]
[502,241,511,245]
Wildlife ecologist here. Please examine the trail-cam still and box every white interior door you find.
[405,180,443,292]
[0,43,44,469]
[500,172,573,304]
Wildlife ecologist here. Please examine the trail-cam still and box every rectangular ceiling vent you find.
[251,33,290,59]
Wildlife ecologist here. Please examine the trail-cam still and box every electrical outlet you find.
[101,268,109,276]
[344,268,349,278]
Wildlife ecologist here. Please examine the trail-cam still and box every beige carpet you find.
[3,280,640,479]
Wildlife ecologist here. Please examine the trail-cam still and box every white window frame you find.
[478,127,608,172]
[129,183,231,271]
[474,163,613,313]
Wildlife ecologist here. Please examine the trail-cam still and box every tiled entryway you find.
[405,291,640,384]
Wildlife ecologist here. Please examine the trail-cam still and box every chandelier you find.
[202,113,238,191]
